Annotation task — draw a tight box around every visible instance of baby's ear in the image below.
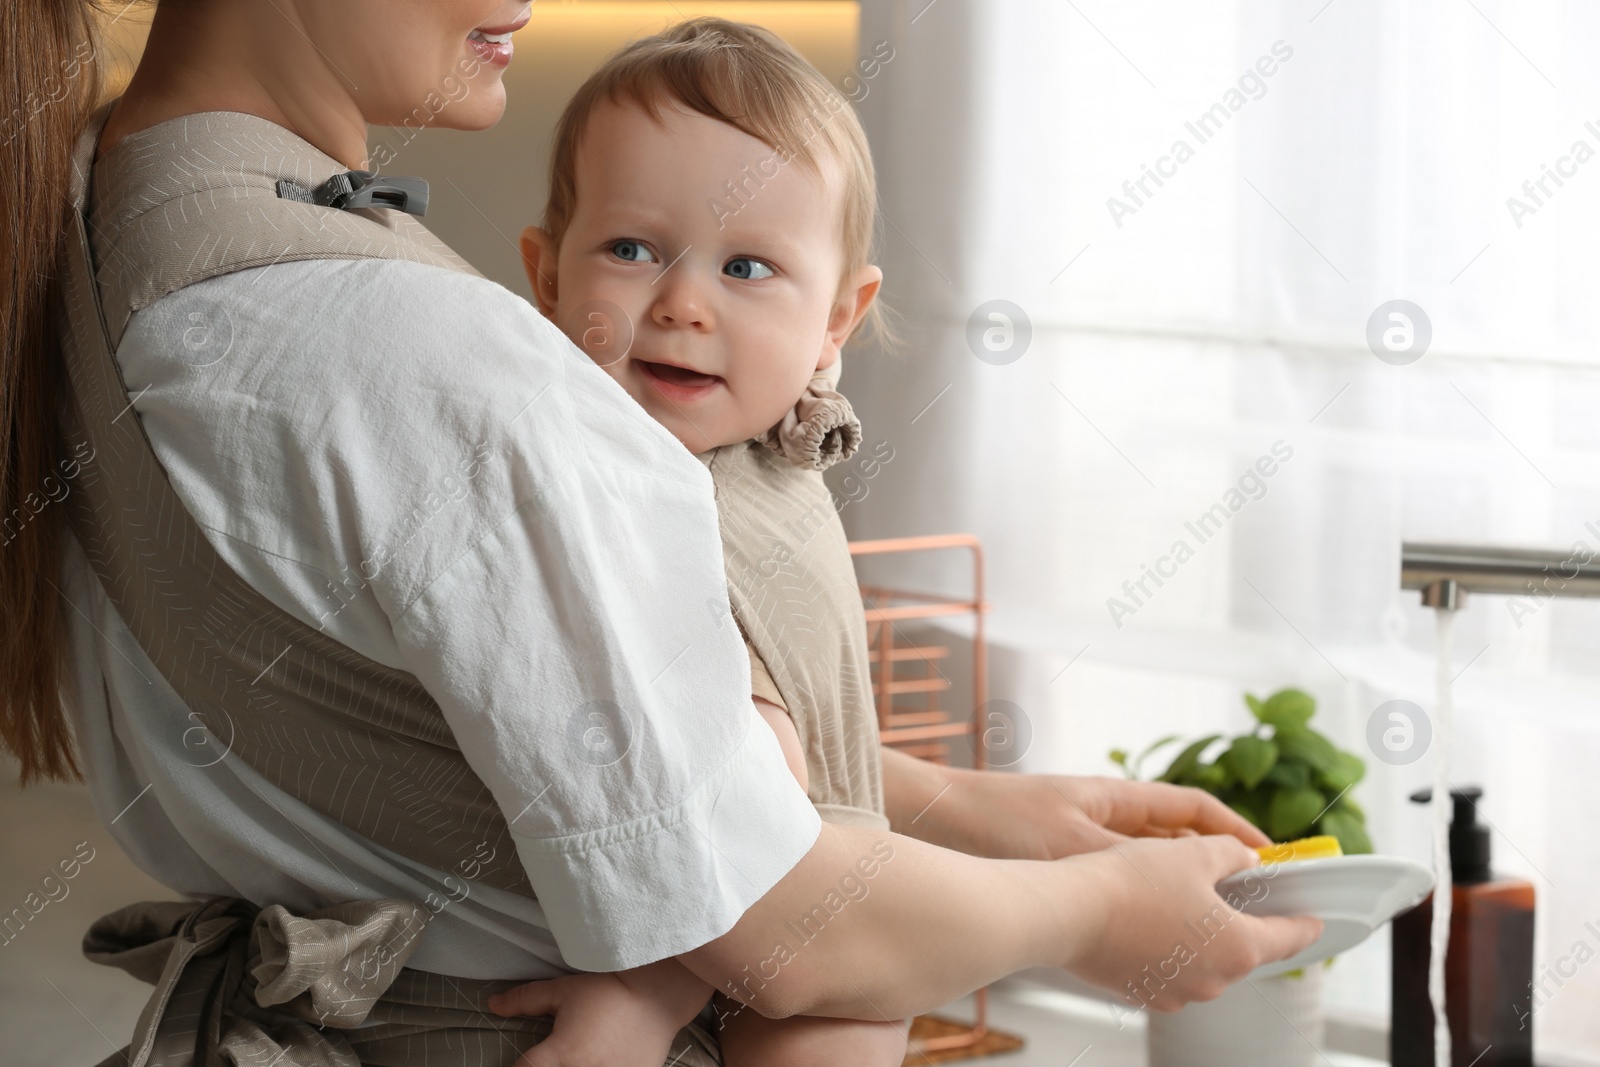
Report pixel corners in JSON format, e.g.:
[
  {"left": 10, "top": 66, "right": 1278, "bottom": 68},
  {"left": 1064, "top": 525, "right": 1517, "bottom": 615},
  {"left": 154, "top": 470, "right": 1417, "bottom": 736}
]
[
  {"left": 519, "top": 225, "right": 560, "bottom": 316},
  {"left": 821, "top": 264, "right": 884, "bottom": 367}
]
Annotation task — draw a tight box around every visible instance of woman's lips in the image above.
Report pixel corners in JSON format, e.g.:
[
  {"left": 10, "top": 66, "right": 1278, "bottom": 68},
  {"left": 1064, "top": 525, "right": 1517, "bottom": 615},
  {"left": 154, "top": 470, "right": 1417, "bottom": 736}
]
[
  {"left": 639, "top": 360, "right": 723, "bottom": 402},
  {"left": 467, "top": 9, "right": 530, "bottom": 68},
  {"left": 467, "top": 27, "right": 519, "bottom": 68}
]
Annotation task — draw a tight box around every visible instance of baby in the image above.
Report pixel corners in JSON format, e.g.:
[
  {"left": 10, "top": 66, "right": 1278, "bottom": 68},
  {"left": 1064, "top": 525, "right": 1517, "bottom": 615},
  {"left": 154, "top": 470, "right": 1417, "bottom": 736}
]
[{"left": 495, "top": 16, "right": 911, "bottom": 1067}]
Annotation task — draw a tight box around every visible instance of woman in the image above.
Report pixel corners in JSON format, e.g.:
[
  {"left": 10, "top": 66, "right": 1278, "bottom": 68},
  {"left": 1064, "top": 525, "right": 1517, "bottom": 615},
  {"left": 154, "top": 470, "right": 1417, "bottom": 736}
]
[{"left": 0, "top": 2, "right": 1322, "bottom": 1064}]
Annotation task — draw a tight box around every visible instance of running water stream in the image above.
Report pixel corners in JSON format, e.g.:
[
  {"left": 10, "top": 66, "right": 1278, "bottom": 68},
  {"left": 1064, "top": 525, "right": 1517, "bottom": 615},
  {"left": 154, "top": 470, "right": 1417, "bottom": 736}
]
[{"left": 1430, "top": 608, "right": 1455, "bottom": 1067}]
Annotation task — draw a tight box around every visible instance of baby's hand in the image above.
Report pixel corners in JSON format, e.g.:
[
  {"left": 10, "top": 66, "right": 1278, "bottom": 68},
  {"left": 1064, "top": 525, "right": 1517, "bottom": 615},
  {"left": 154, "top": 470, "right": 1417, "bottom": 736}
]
[{"left": 488, "top": 960, "right": 714, "bottom": 1067}]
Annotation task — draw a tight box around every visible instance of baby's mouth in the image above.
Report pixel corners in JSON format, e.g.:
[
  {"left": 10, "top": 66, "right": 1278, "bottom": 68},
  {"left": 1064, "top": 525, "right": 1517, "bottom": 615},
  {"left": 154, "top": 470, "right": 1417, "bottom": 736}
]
[{"left": 640, "top": 361, "right": 722, "bottom": 389}]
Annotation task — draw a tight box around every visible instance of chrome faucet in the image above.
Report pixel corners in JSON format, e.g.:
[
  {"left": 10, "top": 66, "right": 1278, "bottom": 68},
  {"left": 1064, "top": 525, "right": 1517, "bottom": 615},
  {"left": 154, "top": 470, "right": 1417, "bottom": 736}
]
[{"left": 1401, "top": 541, "right": 1600, "bottom": 611}]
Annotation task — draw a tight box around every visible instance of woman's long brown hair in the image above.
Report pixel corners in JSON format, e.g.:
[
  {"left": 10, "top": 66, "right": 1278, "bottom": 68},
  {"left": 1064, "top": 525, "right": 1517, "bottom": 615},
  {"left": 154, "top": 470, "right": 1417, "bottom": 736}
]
[{"left": 2, "top": 1, "right": 112, "bottom": 783}]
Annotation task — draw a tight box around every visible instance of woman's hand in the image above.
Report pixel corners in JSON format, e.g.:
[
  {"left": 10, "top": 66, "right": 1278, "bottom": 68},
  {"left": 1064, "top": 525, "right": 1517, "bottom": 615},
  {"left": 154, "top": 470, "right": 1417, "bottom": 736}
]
[
  {"left": 881, "top": 747, "right": 1269, "bottom": 860},
  {"left": 1063, "top": 834, "right": 1323, "bottom": 1011},
  {"left": 487, "top": 960, "right": 714, "bottom": 1067}
]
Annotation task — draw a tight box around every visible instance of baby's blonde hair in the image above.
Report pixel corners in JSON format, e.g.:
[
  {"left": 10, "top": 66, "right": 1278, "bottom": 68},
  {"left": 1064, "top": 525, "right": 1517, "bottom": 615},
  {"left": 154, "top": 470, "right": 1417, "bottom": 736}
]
[{"left": 542, "top": 17, "right": 893, "bottom": 348}]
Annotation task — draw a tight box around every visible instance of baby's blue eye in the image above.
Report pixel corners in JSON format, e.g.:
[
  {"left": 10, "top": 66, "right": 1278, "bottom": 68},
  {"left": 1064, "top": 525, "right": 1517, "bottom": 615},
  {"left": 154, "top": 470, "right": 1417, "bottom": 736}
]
[
  {"left": 724, "top": 257, "right": 775, "bottom": 280},
  {"left": 611, "top": 240, "right": 657, "bottom": 263}
]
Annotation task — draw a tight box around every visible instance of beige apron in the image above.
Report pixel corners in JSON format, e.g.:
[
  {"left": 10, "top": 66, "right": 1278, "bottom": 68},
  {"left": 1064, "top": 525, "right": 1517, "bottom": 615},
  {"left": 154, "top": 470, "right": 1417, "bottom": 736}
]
[{"left": 56, "top": 98, "right": 721, "bottom": 1067}]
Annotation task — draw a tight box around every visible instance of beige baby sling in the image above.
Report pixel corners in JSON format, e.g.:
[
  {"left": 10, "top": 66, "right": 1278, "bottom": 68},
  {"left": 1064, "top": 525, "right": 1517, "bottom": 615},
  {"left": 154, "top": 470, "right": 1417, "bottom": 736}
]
[
  {"left": 55, "top": 99, "right": 729, "bottom": 1067},
  {"left": 700, "top": 441, "right": 888, "bottom": 830}
]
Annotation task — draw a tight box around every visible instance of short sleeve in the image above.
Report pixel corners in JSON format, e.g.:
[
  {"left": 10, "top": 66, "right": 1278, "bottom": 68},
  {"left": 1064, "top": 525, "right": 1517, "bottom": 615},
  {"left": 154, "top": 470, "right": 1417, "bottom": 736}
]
[{"left": 391, "top": 470, "right": 823, "bottom": 971}]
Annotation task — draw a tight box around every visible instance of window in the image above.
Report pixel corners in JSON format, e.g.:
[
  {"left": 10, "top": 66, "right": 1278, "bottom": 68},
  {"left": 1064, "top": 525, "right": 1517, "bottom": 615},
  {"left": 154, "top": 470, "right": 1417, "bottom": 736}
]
[{"left": 845, "top": 2, "right": 1600, "bottom": 1056}]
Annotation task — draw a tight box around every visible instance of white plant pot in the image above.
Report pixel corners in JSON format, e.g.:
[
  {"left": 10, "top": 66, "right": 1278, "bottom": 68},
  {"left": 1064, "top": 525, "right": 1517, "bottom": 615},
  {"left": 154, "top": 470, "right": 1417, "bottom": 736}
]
[{"left": 1146, "top": 965, "right": 1326, "bottom": 1067}]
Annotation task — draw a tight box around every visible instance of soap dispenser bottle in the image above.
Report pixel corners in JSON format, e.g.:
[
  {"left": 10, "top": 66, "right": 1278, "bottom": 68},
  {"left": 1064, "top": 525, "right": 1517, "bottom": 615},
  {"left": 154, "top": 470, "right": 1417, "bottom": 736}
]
[{"left": 1390, "top": 785, "right": 1535, "bottom": 1067}]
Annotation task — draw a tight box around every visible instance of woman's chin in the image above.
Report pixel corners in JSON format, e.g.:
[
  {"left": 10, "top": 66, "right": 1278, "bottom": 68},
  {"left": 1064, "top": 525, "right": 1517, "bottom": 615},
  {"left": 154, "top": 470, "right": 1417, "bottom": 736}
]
[
  {"left": 435, "top": 92, "right": 508, "bottom": 132},
  {"left": 368, "top": 91, "right": 506, "bottom": 137}
]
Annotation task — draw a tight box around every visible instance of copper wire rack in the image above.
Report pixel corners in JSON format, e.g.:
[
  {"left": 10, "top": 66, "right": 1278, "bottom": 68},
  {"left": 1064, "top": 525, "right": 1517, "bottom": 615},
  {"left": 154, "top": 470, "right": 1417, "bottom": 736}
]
[{"left": 848, "top": 533, "right": 993, "bottom": 1057}]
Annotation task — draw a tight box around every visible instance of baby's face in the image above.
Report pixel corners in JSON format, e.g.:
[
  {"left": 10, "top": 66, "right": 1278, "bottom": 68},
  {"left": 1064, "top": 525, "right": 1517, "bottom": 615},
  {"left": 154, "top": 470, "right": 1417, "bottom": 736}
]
[{"left": 522, "top": 98, "right": 875, "bottom": 454}]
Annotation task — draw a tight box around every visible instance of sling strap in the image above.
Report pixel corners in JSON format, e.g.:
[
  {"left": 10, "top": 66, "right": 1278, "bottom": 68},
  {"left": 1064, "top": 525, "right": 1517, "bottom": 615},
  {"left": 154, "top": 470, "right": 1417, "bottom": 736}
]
[
  {"left": 86, "top": 105, "right": 479, "bottom": 352},
  {"left": 57, "top": 100, "right": 534, "bottom": 896},
  {"left": 703, "top": 440, "right": 889, "bottom": 831}
]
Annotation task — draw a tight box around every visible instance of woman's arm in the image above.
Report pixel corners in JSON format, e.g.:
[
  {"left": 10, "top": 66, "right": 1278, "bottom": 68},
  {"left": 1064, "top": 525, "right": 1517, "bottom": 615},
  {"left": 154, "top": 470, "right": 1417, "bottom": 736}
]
[
  {"left": 484, "top": 723, "right": 1318, "bottom": 1026},
  {"left": 879, "top": 744, "right": 1270, "bottom": 859},
  {"left": 669, "top": 819, "right": 1321, "bottom": 1022},
  {"left": 483, "top": 756, "right": 1319, "bottom": 1027},
  {"left": 488, "top": 735, "right": 1315, "bottom": 1027}
]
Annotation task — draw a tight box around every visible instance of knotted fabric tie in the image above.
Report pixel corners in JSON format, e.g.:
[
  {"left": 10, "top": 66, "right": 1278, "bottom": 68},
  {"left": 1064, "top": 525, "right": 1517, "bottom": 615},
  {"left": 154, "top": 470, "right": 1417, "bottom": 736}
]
[
  {"left": 758, "top": 371, "right": 863, "bottom": 471},
  {"left": 79, "top": 896, "right": 724, "bottom": 1067},
  {"left": 82, "top": 896, "right": 430, "bottom": 1067}
]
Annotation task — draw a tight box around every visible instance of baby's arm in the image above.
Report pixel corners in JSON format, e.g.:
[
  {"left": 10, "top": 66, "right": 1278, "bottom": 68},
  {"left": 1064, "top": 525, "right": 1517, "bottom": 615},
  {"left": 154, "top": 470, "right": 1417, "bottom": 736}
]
[
  {"left": 754, "top": 694, "right": 808, "bottom": 792},
  {"left": 719, "top": 697, "right": 911, "bottom": 1067}
]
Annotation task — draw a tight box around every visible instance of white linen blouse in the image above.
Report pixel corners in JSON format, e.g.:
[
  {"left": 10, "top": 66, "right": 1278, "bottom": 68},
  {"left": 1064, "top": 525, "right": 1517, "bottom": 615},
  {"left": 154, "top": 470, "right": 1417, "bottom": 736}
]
[{"left": 56, "top": 254, "right": 822, "bottom": 979}]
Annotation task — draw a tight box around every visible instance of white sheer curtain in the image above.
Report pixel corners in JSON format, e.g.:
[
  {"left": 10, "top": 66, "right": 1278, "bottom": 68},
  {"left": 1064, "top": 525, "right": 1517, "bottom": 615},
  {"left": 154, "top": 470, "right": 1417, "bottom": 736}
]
[{"left": 844, "top": 0, "right": 1600, "bottom": 1057}]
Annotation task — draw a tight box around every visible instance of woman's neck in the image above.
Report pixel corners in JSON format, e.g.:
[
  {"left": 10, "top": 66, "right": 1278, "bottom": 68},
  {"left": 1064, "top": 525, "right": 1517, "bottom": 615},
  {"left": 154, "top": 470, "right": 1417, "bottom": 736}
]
[{"left": 96, "top": 1, "right": 369, "bottom": 169}]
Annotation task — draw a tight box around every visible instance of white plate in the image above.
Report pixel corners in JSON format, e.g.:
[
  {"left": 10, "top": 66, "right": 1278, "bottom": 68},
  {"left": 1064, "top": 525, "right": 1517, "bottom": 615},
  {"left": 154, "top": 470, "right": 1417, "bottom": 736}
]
[{"left": 1215, "top": 855, "right": 1434, "bottom": 979}]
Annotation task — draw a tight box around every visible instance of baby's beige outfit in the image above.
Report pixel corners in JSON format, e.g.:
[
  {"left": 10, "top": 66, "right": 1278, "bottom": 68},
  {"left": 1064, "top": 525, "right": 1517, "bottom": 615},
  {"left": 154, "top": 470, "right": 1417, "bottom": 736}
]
[{"left": 698, "top": 373, "right": 887, "bottom": 830}]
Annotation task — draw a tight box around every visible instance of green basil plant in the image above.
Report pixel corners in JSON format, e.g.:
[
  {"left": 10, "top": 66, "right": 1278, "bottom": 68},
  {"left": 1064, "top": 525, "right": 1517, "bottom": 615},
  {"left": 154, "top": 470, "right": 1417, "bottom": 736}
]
[{"left": 1109, "top": 687, "right": 1372, "bottom": 855}]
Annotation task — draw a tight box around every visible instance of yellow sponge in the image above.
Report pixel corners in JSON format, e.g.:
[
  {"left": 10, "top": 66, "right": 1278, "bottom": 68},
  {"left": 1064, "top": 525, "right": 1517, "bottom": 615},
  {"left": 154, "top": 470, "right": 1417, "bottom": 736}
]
[{"left": 1257, "top": 835, "right": 1344, "bottom": 864}]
